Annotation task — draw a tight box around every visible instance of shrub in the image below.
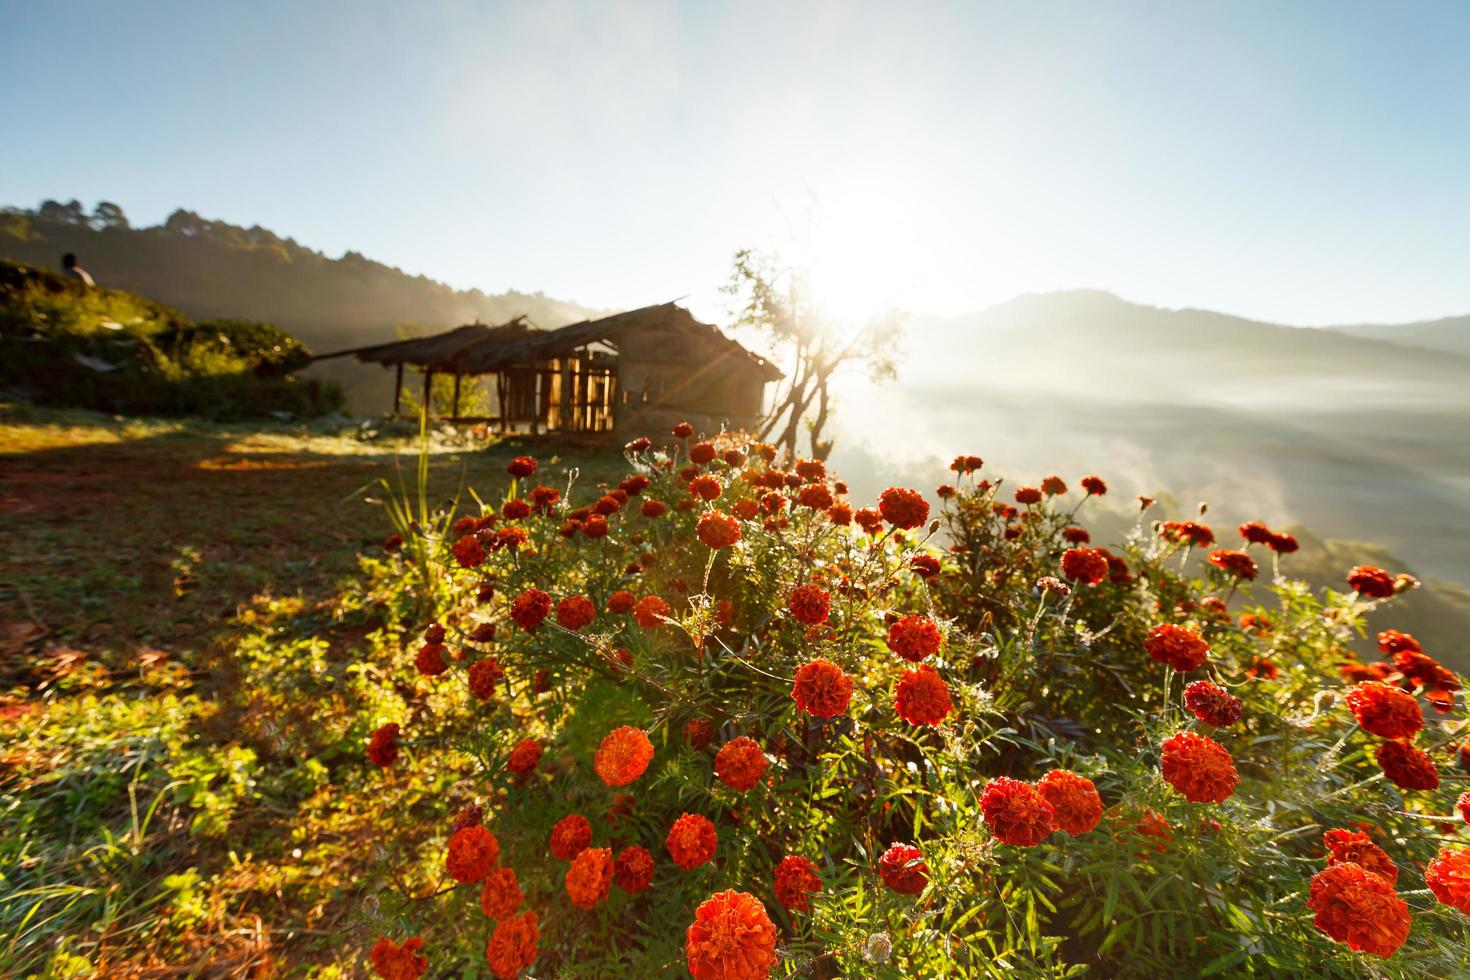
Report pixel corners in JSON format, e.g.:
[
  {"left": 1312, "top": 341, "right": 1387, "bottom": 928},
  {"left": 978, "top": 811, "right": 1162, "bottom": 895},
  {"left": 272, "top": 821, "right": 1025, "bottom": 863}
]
[{"left": 353, "top": 427, "right": 1470, "bottom": 977}]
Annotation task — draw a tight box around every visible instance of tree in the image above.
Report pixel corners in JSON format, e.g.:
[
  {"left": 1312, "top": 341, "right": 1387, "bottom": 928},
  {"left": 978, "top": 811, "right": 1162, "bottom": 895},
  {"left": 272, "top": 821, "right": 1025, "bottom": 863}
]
[
  {"left": 91, "top": 202, "right": 129, "bottom": 230},
  {"left": 723, "top": 248, "right": 902, "bottom": 460}
]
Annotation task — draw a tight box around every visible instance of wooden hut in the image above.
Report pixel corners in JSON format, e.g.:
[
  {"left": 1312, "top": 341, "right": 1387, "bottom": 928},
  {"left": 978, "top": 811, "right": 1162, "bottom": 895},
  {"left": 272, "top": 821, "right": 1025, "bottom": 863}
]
[{"left": 315, "top": 304, "right": 781, "bottom": 437}]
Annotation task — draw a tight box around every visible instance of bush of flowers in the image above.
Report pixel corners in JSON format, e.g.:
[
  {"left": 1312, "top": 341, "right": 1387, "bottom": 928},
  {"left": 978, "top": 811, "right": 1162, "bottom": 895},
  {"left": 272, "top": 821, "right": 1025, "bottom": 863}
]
[{"left": 356, "top": 429, "right": 1470, "bottom": 978}]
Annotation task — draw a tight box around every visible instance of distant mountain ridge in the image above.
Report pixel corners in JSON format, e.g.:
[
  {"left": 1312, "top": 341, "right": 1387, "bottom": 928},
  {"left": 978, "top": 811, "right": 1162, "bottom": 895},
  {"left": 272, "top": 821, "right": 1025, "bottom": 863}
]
[
  {"left": 0, "top": 200, "right": 600, "bottom": 410},
  {"left": 1328, "top": 313, "right": 1470, "bottom": 357}
]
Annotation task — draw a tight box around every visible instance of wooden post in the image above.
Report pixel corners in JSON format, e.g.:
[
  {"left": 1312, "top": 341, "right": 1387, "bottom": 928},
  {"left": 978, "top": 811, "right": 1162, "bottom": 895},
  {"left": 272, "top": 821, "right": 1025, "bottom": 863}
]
[
  {"left": 393, "top": 363, "right": 403, "bottom": 417},
  {"left": 423, "top": 368, "right": 433, "bottom": 419},
  {"left": 451, "top": 372, "right": 462, "bottom": 420}
]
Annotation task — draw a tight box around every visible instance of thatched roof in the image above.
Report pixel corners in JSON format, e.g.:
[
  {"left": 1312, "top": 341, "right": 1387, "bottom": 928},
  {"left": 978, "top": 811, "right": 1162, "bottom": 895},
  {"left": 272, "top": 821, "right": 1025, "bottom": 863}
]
[{"left": 312, "top": 317, "right": 538, "bottom": 369}]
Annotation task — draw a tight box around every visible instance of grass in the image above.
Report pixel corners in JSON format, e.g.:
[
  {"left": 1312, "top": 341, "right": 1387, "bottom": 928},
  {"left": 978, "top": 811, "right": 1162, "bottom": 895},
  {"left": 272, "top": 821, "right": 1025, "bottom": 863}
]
[{"left": 0, "top": 403, "right": 628, "bottom": 976}]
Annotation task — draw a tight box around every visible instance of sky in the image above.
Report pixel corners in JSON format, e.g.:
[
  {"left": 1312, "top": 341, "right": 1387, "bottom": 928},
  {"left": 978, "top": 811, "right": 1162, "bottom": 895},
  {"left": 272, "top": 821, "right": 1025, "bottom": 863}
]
[{"left": 4, "top": 0, "right": 1469, "bottom": 326}]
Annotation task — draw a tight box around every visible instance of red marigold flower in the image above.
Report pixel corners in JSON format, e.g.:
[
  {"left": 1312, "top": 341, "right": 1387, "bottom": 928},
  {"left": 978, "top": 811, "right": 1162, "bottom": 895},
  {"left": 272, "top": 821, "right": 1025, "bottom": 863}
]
[
  {"left": 605, "top": 590, "right": 635, "bottom": 614},
  {"left": 626, "top": 436, "right": 652, "bottom": 453},
  {"left": 565, "top": 846, "right": 613, "bottom": 909},
  {"left": 452, "top": 534, "right": 486, "bottom": 569},
  {"left": 1037, "top": 769, "right": 1103, "bottom": 836},
  {"left": 981, "top": 776, "right": 1059, "bottom": 846},
  {"left": 894, "top": 664, "right": 952, "bottom": 726},
  {"left": 1426, "top": 846, "right": 1470, "bottom": 914},
  {"left": 529, "top": 484, "right": 561, "bottom": 510},
  {"left": 1375, "top": 740, "right": 1439, "bottom": 790},
  {"left": 1458, "top": 791, "right": 1470, "bottom": 826},
  {"left": 640, "top": 498, "right": 667, "bottom": 518},
  {"left": 1041, "top": 475, "right": 1067, "bottom": 496},
  {"left": 879, "top": 487, "right": 930, "bottom": 529},
  {"left": 697, "top": 510, "right": 742, "bottom": 549},
  {"left": 1346, "top": 681, "right": 1423, "bottom": 739},
  {"left": 1145, "top": 623, "right": 1210, "bottom": 672},
  {"left": 549, "top": 813, "right": 592, "bottom": 861},
  {"left": 673, "top": 421, "right": 694, "bottom": 439},
  {"left": 685, "top": 889, "right": 778, "bottom": 980},
  {"left": 1246, "top": 656, "right": 1279, "bottom": 680},
  {"left": 887, "top": 615, "right": 942, "bottom": 662},
  {"left": 370, "top": 936, "right": 427, "bottom": 980},
  {"left": 1081, "top": 475, "right": 1107, "bottom": 495},
  {"left": 446, "top": 825, "right": 500, "bottom": 884},
  {"left": 773, "top": 855, "right": 822, "bottom": 912},
  {"left": 507, "top": 455, "right": 537, "bottom": 478},
  {"left": 731, "top": 498, "right": 757, "bottom": 520},
  {"left": 667, "top": 812, "right": 718, "bottom": 870},
  {"left": 414, "top": 640, "right": 448, "bottom": 676},
  {"left": 854, "top": 507, "right": 884, "bottom": 534},
  {"left": 1160, "top": 520, "right": 1215, "bottom": 547},
  {"left": 689, "top": 441, "right": 717, "bottom": 465},
  {"left": 787, "top": 583, "right": 831, "bottom": 625},
  {"left": 468, "top": 658, "right": 504, "bottom": 700},
  {"left": 689, "top": 474, "right": 722, "bottom": 501},
  {"left": 1267, "top": 532, "right": 1298, "bottom": 553},
  {"left": 1061, "top": 547, "right": 1109, "bottom": 584},
  {"left": 595, "top": 726, "right": 654, "bottom": 787},
  {"left": 480, "top": 866, "right": 523, "bottom": 920},
  {"left": 1324, "top": 828, "right": 1398, "bottom": 884},
  {"left": 383, "top": 533, "right": 404, "bottom": 553},
  {"left": 909, "top": 553, "right": 942, "bottom": 578},
  {"left": 501, "top": 498, "right": 531, "bottom": 521},
  {"left": 1208, "top": 548, "right": 1258, "bottom": 580},
  {"left": 1183, "top": 680, "right": 1243, "bottom": 727},
  {"left": 613, "top": 845, "right": 654, "bottom": 894},
  {"left": 684, "top": 717, "right": 715, "bottom": 750},
  {"left": 1391, "top": 650, "right": 1460, "bottom": 709},
  {"left": 878, "top": 843, "right": 929, "bottom": 894},
  {"left": 791, "top": 659, "right": 853, "bottom": 719},
  {"left": 1348, "top": 565, "right": 1396, "bottom": 599},
  {"left": 1014, "top": 486, "right": 1042, "bottom": 505},
  {"left": 581, "top": 514, "right": 610, "bottom": 539},
  {"left": 633, "top": 594, "right": 671, "bottom": 628},
  {"left": 1308, "top": 862, "right": 1412, "bottom": 958},
  {"left": 1159, "top": 731, "right": 1239, "bottom": 803},
  {"left": 795, "top": 483, "right": 834, "bottom": 510},
  {"left": 367, "top": 723, "right": 400, "bottom": 767},
  {"left": 484, "top": 910, "right": 538, "bottom": 980},
  {"left": 828, "top": 502, "right": 853, "bottom": 526},
  {"left": 554, "top": 595, "right": 596, "bottom": 631},
  {"left": 714, "top": 736, "right": 767, "bottom": 792},
  {"left": 1238, "top": 521, "right": 1274, "bottom": 545},
  {"left": 506, "top": 738, "right": 542, "bottom": 776},
  {"left": 510, "top": 588, "right": 552, "bottom": 630},
  {"left": 1062, "top": 526, "right": 1091, "bottom": 544},
  {"left": 1377, "top": 629, "right": 1422, "bottom": 655},
  {"left": 794, "top": 458, "right": 826, "bottom": 481}
]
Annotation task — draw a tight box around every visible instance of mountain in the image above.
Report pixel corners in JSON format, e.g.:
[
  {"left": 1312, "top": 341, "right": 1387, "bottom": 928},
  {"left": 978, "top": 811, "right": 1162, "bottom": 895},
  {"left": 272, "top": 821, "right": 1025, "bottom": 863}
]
[
  {"left": 1328, "top": 314, "right": 1470, "bottom": 357},
  {"left": 0, "top": 201, "right": 599, "bottom": 410}
]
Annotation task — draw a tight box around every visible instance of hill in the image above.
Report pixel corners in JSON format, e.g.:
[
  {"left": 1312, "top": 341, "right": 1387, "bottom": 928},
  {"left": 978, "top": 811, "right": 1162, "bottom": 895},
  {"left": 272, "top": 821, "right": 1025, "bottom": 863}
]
[
  {"left": 0, "top": 201, "right": 599, "bottom": 411},
  {"left": 1328, "top": 313, "right": 1470, "bottom": 357}
]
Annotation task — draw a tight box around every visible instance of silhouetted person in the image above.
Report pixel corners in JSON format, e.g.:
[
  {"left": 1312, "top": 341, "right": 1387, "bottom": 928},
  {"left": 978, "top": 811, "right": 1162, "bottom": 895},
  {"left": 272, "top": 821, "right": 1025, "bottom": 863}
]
[{"left": 62, "top": 253, "right": 95, "bottom": 287}]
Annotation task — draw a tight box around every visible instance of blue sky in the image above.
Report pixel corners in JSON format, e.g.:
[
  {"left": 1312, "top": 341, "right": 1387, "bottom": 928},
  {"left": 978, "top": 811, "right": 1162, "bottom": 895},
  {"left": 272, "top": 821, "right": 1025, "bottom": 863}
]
[{"left": 4, "top": 0, "right": 1468, "bottom": 325}]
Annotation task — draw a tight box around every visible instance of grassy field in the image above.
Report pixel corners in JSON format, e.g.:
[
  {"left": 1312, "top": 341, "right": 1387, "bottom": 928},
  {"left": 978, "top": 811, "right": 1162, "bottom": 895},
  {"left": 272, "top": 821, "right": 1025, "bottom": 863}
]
[{"left": 0, "top": 404, "right": 627, "bottom": 976}]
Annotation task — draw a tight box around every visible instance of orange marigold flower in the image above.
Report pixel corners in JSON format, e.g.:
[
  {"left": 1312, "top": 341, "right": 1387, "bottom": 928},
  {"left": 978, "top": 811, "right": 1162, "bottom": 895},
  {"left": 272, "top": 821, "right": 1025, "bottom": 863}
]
[
  {"left": 733, "top": 498, "right": 759, "bottom": 520},
  {"left": 714, "top": 736, "right": 767, "bottom": 792},
  {"left": 684, "top": 717, "right": 715, "bottom": 750},
  {"left": 1159, "top": 731, "right": 1239, "bottom": 803},
  {"left": 1348, "top": 565, "right": 1396, "bottom": 599},
  {"left": 787, "top": 583, "right": 830, "bottom": 625},
  {"left": 506, "top": 738, "right": 542, "bottom": 776},
  {"left": 1345, "top": 681, "right": 1423, "bottom": 739},
  {"left": 697, "top": 510, "right": 742, "bottom": 549},
  {"left": 667, "top": 812, "right": 718, "bottom": 870},
  {"left": 1324, "top": 828, "right": 1398, "bottom": 884},
  {"left": 796, "top": 483, "right": 834, "bottom": 510},
  {"left": 468, "top": 658, "right": 504, "bottom": 700},
  {"left": 795, "top": 458, "right": 826, "bottom": 481},
  {"left": 828, "top": 502, "right": 853, "bottom": 526},
  {"left": 1145, "top": 623, "right": 1210, "bottom": 672},
  {"left": 1183, "top": 680, "right": 1242, "bottom": 727},
  {"left": 895, "top": 664, "right": 952, "bottom": 726},
  {"left": 480, "top": 866, "right": 523, "bottom": 920},
  {"left": 1426, "top": 846, "right": 1470, "bottom": 914},
  {"left": 633, "top": 594, "right": 671, "bottom": 628},
  {"left": 854, "top": 507, "right": 884, "bottom": 534},
  {"left": 510, "top": 588, "right": 552, "bottom": 631},
  {"left": 607, "top": 590, "right": 637, "bottom": 614},
  {"left": 555, "top": 595, "right": 596, "bottom": 630},
  {"left": 565, "top": 846, "right": 613, "bottom": 909},
  {"left": 446, "top": 825, "right": 500, "bottom": 884},
  {"left": 484, "top": 910, "right": 539, "bottom": 980},
  {"left": 981, "top": 776, "right": 1058, "bottom": 846},
  {"left": 367, "top": 723, "right": 400, "bottom": 767},
  {"left": 773, "top": 855, "right": 822, "bottom": 912},
  {"left": 1061, "top": 547, "right": 1109, "bottom": 584},
  {"left": 1081, "top": 475, "right": 1107, "bottom": 495},
  {"left": 614, "top": 845, "right": 654, "bottom": 894},
  {"left": 685, "top": 890, "right": 778, "bottom": 980},
  {"left": 887, "top": 615, "right": 942, "bottom": 662},
  {"left": 370, "top": 936, "right": 427, "bottom": 980},
  {"left": 1014, "top": 486, "right": 1042, "bottom": 505},
  {"left": 1308, "top": 862, "right": 1411, "bottom": 958},
  {"left": 878, "top": 843, "right": 928, "bottom": 894},
  {"left": 689, "top": 474, "right": 723, "bottom": 501},
  {"left": 689, "top": 441, "right": 717, "bottom": 465},
  {"left": 549, "top": 813, "right": 592, "bottom": 861},
  {"left": 791, "top": 659, "right": 853, "bottom": 719},
  {"left": 594, "top": 726, "right": 655, "bottom": 787},
  {"left": 1375, "top": 740, "right": 1439, "bottom": 790},
  {"left": 1208, "top": 548, "right": 1258, "bottom": 580},
  {"left": 878, "top": 487, "right": 930, "bottom": 529},
  {"left": 1037, "top": 769, "right": 1103, "bottom": 836},
  {"left": 1041, "top": 475, "right": 1067, "bottom": 496}
]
